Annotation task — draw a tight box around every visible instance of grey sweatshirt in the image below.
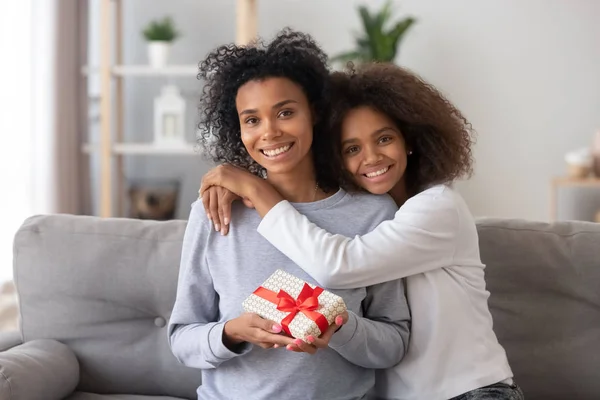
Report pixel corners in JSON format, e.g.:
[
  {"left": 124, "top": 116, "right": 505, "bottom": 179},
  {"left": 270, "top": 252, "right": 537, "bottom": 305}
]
[{"left": 168, "top": 189, "right": 410, "bottom": 400}]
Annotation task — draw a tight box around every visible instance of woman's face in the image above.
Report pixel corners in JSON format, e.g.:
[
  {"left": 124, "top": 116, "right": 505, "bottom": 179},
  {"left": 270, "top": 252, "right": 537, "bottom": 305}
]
[
  {"left": 236, "top": 77, "right": 314, "bottom": 175},
  {"left": 340, "top": 106, "right": 408, "bottom": 195}
]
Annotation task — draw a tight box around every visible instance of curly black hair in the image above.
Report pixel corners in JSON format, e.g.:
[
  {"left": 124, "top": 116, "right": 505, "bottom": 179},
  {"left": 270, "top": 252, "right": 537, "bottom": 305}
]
[
  {"left": 328, "top": 63, "right": 475, "bottom": 196},
  {"left": 197, "top": 29, "right": 339, "bottom": 192}
]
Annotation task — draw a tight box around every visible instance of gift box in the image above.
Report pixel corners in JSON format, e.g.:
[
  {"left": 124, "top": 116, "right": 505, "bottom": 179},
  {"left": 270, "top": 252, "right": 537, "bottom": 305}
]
[{"left": 243, "top": 269, "right": 347, "bottom": 341}]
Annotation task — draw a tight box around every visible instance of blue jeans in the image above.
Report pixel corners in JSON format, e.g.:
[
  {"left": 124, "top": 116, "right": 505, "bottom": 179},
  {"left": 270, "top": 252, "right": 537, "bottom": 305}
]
[{"left": 449, "top": 381, "right": 525, "bottom": 400}]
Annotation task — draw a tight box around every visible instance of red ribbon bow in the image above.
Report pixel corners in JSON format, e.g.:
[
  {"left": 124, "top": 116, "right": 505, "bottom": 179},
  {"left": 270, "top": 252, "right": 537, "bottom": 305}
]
[{"left": 253, "top": 283, "right": 329, "bottom": 337}]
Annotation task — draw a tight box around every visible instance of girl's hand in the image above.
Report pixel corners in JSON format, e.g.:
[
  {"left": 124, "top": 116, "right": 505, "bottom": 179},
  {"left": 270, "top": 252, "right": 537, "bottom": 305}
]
[
  {"left": 223, "top": 313, "right": 295, "bottom": 350},
  {"left": 200, "top": 164, "right": 262, "bottom": 199},
  {"left": 200, "top": 186, "right": 253, "bottom": 236},
  {"left": 200, "top": 164, "right": 285, "bottom": 219},
  {"left": 283, "top": 312, "right": 349, "bottom": 355}
]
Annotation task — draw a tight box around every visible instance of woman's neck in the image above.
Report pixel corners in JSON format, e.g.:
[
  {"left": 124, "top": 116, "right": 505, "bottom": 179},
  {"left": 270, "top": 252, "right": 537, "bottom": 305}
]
[{"left": 265, "top": 155, "right": 322, "bottom": 203}]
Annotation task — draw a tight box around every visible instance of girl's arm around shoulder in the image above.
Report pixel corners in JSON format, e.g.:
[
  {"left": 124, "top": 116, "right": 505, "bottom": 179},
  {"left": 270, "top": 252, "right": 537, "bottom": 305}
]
[{"left": 258, "top": 185, "right": 467, "bottom": 288}]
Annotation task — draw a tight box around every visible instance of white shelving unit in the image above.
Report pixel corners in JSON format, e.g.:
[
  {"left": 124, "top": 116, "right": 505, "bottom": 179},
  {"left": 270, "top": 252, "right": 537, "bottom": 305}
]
[{"left": 90, "top": 0, "right": 257, "bottom": 217}]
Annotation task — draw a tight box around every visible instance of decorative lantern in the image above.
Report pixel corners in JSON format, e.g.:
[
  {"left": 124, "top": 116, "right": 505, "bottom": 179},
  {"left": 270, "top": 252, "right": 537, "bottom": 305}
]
[{"left": 154, "top": 85, "right": 185, "bottom": 146}]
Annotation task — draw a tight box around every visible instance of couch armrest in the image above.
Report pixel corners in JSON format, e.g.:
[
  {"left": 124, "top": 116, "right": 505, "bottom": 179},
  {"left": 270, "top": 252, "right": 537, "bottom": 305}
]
[
  {"left": 0, "top": 339, "right": 79, "bottom": 400},
  {"left": 0, "top": 331, "right": 22, "bottom": 352}
]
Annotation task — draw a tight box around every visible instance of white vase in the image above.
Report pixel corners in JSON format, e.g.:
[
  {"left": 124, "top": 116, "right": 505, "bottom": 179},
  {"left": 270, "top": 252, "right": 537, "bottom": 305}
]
[
  {"left": 565, "top": 148, "right": 592, "bottom": 178},
  {"left": 147, "top": 41, "right": 171, "bottom": 68}
]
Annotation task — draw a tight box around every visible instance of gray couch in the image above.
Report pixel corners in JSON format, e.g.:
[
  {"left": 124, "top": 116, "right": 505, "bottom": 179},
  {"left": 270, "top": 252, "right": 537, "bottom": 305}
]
[{"left": 0, "top": 215, "right": 598, "bottom": 400}]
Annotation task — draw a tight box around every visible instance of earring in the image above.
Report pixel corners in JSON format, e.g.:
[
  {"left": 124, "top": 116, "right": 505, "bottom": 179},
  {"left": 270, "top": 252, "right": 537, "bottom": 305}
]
[{"left": 407, "top": 150, "right": 413, "bottom": 155}]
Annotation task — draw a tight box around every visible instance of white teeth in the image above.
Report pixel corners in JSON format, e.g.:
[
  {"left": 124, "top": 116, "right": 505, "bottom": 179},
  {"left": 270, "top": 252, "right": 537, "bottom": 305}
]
[
  {"left": 262, "top": 145, "right": 291, "bottom": 157},
  {"left": 365, "top": 167, "right": 389, "bottom": 178}
]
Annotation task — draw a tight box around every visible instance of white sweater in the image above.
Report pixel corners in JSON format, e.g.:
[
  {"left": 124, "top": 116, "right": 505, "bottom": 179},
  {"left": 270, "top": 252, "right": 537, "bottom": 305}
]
[{"left": 257, "top": 185, "right": 513, "bottom": 400}]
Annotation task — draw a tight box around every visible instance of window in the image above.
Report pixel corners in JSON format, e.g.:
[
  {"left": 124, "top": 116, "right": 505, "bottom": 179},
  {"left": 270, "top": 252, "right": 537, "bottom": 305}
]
[{"left": 0, "top": 2, "right": 33, "bottom": 283}]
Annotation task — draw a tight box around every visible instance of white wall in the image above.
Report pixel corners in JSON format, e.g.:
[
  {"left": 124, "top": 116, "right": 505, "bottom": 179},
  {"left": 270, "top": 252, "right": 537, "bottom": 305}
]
[
  {"left": 389, "top": 0, "right": 600, "bottom": 221},
  {"left": 110, "top": 0, "right": 600, "bottom": 221}
]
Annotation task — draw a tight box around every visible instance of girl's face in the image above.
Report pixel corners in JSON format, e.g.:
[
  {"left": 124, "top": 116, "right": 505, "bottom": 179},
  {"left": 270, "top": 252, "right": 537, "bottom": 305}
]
[
  {"left": 340, "top": 106, "right": 408, "bottom": 195},
  {"left": 236, "top": 77, "right": 314, "bottom": 176}
]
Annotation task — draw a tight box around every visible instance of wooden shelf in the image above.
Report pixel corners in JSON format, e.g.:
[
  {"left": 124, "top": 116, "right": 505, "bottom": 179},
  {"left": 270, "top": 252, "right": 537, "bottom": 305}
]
[
  {"left": 92, "top": 0, "right": 257, "bottom": 217},
  {"left": 82, "top": 65, "right": 199, "bottom": 77},
  {"left": 83, "top": 142, "right": 197, "bottom": 155},
  {"left": 552, "top": 176, "right": 600, "bottom": 187}
]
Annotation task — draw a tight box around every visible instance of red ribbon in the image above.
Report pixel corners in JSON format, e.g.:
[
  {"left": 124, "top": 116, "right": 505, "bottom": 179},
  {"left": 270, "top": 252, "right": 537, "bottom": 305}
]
[{"left": 253, "top": 283, "right": 329, "bottom": 337}]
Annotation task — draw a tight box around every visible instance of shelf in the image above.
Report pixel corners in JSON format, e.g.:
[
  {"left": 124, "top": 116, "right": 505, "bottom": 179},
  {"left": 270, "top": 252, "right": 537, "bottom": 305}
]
[
  {"left": 82, "top": 65, "right": 199, "bottom": 77},
  {"left": 83, "top": 142, "right": 197, "bottom": 155},
  {"left": 552, "top": 176, "right": 600, "bottom": 188},
  {"left": 91, "top": 0, "right": 256, "bottom": 217}
]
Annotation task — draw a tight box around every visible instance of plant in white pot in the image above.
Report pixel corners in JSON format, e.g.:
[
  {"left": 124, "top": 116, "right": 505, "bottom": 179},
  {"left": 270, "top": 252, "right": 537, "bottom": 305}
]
[
  {"left": 332, "top": 0, "right": 416, "bottom": 65},
  {"left": 142, "top": 17, "right": 180, "bottom": 68}
]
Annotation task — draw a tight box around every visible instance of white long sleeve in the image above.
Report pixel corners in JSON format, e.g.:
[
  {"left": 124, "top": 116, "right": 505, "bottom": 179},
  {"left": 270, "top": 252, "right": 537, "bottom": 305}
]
[
  {"left": 258, "top": 185, "right": 460, "bottom": 289},
  {"left": 257, "top": 185, "right": 514, "bottom": 400}
]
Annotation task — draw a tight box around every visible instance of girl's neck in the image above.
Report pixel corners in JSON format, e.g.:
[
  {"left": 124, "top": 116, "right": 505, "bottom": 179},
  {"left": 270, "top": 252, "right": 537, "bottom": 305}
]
[
  {"left": 388, "top": 178, "right": 410, "bottom": 207},
  {"left": 265, "top": 154, "right": 323, "bottom": 203}
]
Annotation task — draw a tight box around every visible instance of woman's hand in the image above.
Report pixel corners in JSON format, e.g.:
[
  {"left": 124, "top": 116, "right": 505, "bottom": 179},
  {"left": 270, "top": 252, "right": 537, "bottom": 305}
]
[
  {"left": 200, "top": 186, "right": 253, "bottom": 235},
  {"left": 282, "top": 312, "right": 349, "bottom": 355},
  {"left": 223, "top": 313, "right": 295, "bottom": 350}
]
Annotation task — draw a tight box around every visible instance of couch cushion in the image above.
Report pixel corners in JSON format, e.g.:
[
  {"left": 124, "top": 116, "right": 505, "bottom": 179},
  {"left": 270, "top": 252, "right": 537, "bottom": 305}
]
[
  {"left": 0, "top": 339, "right": 79, "bottom": 400},
  {"left": 66, "top": 394, "right": 186, "bottom": 400},
  {"left": 13, "top": 215, "right": 199, "bottom": 399},
  {"left": 477, "top": 218, "right": 600, "bottom": 400}
]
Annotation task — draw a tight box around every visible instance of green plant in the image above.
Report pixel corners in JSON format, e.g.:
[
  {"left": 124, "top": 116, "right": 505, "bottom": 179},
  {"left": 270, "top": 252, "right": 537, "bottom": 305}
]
[
  {"left": 332, "top": 1, "right": 416, "bottom": 64},
  {"left": 142, "top": 17, "right": 180, "bottom": 42}
]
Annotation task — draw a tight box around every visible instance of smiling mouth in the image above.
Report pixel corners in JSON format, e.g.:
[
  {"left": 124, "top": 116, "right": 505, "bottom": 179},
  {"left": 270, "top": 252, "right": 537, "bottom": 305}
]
[
  {"left": 260, "top": 143, "right": 294, "bottom": 158},
  {"left": 363, "top": 165, "right": 392, "bottom": 178}
]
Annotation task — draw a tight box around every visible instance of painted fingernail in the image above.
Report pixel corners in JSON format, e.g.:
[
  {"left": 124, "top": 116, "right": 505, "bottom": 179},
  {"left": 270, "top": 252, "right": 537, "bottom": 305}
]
[
  {"left": 293, "top": 339, "right": 303, "bottom": 346},
  {"left": 224, "top": 217, "right": 229, "bottom": 225},
  {"left": 273, "top": 344, "right": 280, "bottom": 348},
  {"left": 206, "top": 213, "right": 212, "bottom": 220},
  {"left": 335, "top": 316, "right": 344, "bottom": 325},
  {"left": 215, "top": 224, "right": 220, "bottom": 232},
  {"left": 307, "top": 335, "right": 315, "bottom": 343},
  {"left": 286, "top": 344, "right": 294, "bottom": 351},
  {"left": 272, "top": 324, "right": 282, "bottom": 333}
]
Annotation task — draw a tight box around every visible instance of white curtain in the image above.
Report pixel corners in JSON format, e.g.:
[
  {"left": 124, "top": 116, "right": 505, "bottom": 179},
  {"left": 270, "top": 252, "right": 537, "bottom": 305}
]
[
  {"left": 33, "top": 0, "right": 89, "bottom": 216},
  {"left": 0, "top": 2, "right": 33, "bottom": 284},
  {"left": 0, "top": 0, "right": 88, "bottom": 284}
]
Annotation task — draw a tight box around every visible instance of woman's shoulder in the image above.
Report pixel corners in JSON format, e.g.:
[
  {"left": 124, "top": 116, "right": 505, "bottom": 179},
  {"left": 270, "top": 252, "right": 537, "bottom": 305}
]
[
  {"left": 188, "top": 199, "right": 260, "bottom": 236},
  {"left": 342, "top": 191, "right": 398, "bottom": 215},
  {"left": 344, "top": 190, "right": 397, "bottom": 207},
  {"left": 188, "top": 200, "right": 211, "bottom": 227}
]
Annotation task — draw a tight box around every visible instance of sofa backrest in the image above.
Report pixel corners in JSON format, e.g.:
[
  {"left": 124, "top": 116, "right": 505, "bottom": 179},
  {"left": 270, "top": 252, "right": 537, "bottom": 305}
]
[
  {"left": 13, "top": 215, "right": 199, "bottom": 399},
  {"left": 478, "top": 218, "right": 600, "bottom": 400},
  {"left": 13, "top": 214, "right": 600, "bottom": 400}
]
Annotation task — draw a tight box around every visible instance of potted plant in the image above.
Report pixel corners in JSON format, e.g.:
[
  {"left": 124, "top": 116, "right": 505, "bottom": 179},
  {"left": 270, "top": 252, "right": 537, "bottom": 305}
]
[
  {"left": 332, "top": 1, "right": 416, "bottom": 65},
  {"left": 142, "top": 16, "right": 180, "bottom": 68}
]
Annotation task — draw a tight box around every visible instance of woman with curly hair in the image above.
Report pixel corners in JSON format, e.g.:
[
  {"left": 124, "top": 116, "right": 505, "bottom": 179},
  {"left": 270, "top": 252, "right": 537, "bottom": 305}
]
[
  {"left": 200, "top": 63, "right": 524, "bottom": 400},
  {"left": 168, "top": 30, "right": 411, "bottom": 400}
]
